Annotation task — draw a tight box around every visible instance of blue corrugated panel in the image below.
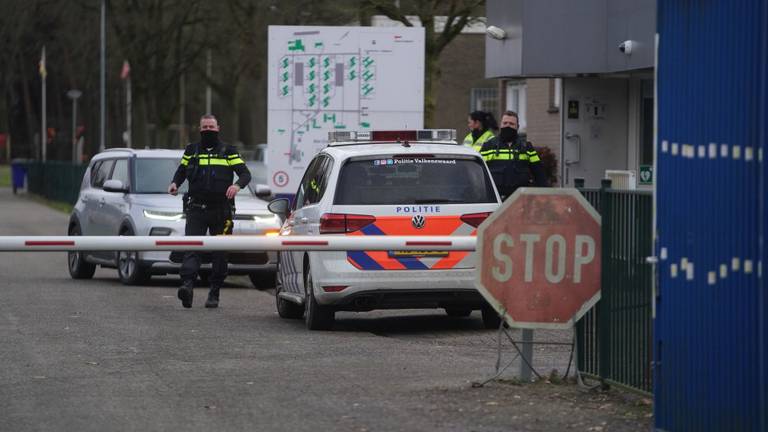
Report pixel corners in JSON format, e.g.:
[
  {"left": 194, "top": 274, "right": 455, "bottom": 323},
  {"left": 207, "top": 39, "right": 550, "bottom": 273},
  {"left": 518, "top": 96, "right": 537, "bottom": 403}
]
[{"left": 656, "top": 1, "right": 767, "bottom": 431}]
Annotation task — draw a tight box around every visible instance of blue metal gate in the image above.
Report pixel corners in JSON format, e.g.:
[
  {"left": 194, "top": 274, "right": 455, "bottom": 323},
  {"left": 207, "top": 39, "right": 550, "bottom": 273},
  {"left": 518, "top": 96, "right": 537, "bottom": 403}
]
[{"left": 656, "top": 1, "right": 767, "bottom": 430}]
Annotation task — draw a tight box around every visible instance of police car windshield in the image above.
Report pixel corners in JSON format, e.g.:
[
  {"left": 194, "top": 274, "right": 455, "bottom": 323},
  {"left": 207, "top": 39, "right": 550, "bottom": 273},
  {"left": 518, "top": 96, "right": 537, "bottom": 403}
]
[
  {"left": 134, "top": 158, "right": 188, "bottom": 194},
  {"left": 334, "top": 157, "right": 496, "bottom": 205}
]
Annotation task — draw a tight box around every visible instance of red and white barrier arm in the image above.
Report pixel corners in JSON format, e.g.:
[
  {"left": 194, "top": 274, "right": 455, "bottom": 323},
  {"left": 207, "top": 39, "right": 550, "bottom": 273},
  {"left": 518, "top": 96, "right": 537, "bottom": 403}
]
[{"left": 0, "top": 236, "right": 477, "bottom": 252}]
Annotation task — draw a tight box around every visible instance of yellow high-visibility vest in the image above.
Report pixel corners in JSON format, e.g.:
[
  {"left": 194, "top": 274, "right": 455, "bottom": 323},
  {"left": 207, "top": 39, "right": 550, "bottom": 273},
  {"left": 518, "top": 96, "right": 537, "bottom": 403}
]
[
  {"left": 480, "top": 147, "right": 541, "bottom": 163},
  {"left": 462, "top": 130, "right": 495, "bottom": 152}
]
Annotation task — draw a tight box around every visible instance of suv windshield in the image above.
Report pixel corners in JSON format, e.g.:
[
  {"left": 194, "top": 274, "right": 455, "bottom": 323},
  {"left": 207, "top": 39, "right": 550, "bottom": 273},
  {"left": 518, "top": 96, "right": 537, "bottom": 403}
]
[
  {"left": 334, "top": 156, "right": 497, "bottom": 205},
  {"left": 134, "top": 158, "right": 188, "bottom": 194}
]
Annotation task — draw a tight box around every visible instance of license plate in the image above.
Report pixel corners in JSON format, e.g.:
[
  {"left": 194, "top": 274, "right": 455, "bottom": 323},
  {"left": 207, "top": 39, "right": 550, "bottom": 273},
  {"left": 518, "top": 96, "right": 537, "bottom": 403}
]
[{"left": 388, "top": 250, "right": 449, "bottom": 258}]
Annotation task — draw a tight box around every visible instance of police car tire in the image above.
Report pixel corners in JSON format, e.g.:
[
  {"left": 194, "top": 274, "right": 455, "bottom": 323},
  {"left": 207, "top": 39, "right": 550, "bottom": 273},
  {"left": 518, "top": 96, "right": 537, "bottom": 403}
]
[
  {"left": 445, "top": 308, "right": 472, "bottom": 318},
  {"left": 68, "top": 225, "right": 96, "bottom": 279},
  {"left": 117, "top": 228, "right": 151, "bottom": 285},
  {"left": 275, "top": 270, "right": 303, "bottom": 319},
  {"left": 304, "top": 267, "right": 334, "bottom": 330},
  {"left": 481, "top": 305, "right": 503, "bottom": 329}
]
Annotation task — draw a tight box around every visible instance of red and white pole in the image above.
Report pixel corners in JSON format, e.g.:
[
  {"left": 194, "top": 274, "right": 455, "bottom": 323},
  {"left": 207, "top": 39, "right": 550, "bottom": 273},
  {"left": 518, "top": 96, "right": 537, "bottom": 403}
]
[{"left": 0, "top": 236, "right": 476, "bottom": 252}]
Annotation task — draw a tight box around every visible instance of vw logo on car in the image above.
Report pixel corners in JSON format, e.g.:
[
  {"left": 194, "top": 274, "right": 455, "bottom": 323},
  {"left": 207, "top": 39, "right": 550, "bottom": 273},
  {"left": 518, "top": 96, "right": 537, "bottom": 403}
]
[{"left": 411, "top": 214, "right": 426, "bottom": 229}]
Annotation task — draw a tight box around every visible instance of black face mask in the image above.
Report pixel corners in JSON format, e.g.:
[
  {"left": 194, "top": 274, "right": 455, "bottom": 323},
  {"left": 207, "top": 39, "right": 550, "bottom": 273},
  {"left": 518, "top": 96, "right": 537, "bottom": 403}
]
[
  {"left": 498, "top": 127, "right": 518, "bottom": 143},
  {"left": 200, "top": 131, "right": 219, "bottom": 148}
]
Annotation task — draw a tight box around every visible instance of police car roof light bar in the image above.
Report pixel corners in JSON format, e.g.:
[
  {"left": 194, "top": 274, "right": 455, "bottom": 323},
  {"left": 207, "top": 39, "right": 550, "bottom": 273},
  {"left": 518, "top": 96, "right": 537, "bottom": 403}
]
[{"left": 327, "top": 129, "right": 457, "bottom": 145}]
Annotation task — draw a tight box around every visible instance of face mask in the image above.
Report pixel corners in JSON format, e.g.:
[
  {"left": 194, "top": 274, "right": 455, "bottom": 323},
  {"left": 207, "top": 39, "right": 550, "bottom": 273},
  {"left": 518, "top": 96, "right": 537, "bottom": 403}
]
[
  {"left": 200, "top": 130, "right": 219, "bottom": 147},
  {"left": 499, "top": 127, "right": 518, "bottom": 143}
]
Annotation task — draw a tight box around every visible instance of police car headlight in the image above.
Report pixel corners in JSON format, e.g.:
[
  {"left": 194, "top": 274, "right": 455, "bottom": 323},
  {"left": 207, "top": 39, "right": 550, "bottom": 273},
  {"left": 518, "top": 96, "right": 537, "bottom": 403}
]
[{"left": 143, "top": 210, "right": 184, "bottom": 221}]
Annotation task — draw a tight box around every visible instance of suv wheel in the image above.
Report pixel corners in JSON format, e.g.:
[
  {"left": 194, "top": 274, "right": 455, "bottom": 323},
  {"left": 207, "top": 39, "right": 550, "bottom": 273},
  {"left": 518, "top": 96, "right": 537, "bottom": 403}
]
[
  {"left": 275, "top": 269, "right": 303, "bottom": 319},
  {"left": 68, "top": 225, "right": 96, "bottom": 279},
  {"left": 304, "top": 264, "right": 334, "bottom": 330},
  {"left": 117, "top": 227, "right": 151, "bottom": 285}
]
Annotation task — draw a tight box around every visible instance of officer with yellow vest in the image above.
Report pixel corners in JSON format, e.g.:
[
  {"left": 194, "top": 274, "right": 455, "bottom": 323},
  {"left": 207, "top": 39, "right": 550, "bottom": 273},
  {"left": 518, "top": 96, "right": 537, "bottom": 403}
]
[
  {"left": 168, "top": 114, "right": 251, "bottom": 309},
  {"left": 462, "top": 111, "right": 497, "bottom": 151},
  {"left": 479, "top": 111, "right": 548, "bottom": 199}
]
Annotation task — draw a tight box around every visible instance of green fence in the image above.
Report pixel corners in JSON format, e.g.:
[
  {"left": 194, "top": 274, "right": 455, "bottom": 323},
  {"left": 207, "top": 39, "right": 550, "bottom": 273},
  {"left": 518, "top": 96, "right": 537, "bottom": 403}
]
[
  {"left": 576, "top": 180, "right": 654, "bottom": 394},
  {"left": 24, "top": 161, "right": 87, "bottom": 205}
]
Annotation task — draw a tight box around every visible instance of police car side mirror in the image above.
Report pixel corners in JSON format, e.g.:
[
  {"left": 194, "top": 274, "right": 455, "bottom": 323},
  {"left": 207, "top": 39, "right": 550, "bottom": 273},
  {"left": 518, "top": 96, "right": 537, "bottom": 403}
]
[
  {"left": 268, "top": 198, "right": 291, "bottom": 222},
  {"left": 103, "top": 179, "right": 128, "bottom": 194}
]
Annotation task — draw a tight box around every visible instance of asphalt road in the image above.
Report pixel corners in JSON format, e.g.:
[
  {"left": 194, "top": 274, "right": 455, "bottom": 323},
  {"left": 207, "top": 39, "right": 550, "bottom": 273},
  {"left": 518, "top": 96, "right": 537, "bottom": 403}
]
[{"left": 0, "top": 188, "right": 635, "bottom": 432}]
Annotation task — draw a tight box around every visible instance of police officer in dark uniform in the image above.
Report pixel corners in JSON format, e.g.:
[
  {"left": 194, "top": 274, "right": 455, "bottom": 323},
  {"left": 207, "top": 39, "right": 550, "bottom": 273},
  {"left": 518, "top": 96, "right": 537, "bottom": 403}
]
[
  {"left": 479, "top": 110, "right": 549, "bottom": 199},
  {"left": 168, "top": 115, "right": 251, "bottom": 309}
]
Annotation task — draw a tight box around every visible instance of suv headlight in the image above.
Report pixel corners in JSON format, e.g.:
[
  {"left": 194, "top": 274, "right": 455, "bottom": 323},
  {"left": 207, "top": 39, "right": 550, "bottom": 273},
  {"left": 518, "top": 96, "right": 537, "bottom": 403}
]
[
  {"left": 252, "top": 213, "right": 278, "bottom": 222},
  {"left": 143, "top": 210, "right": 184, "bottom": 221}
]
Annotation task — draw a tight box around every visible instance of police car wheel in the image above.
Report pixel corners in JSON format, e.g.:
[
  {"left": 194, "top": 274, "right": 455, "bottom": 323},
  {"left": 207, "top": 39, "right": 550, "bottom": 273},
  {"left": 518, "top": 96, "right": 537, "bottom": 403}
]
[
  {"left": 445, "top": 308, "right": 472, "bottom": 318},
  {"left": 481, "top": 304, "right": 503, "bottom": 329},
  {"left": 275, "top": 272, "right": 303, "bottom": 319},
  {"left": 117, "top": 228, "right": 151, "bottom": 285},
  {"left": 68, "top": 225, "right": 96, "bottom": 279},
  {"left": 304, "top": 266, "right": 334, "bottom": 330}
]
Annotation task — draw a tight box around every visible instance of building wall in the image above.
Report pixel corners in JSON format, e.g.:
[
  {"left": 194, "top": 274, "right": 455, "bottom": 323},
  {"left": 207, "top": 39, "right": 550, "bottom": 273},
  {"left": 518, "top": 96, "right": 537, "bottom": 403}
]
[
  {"left": 525, "top": 78, "right": 561, "bottom": 167},
  {"left": 433, "top": 34, "right": 498, "bottom": 135},
  {"left": 485, "top": 0, "right": 655, "bottom": 77}
]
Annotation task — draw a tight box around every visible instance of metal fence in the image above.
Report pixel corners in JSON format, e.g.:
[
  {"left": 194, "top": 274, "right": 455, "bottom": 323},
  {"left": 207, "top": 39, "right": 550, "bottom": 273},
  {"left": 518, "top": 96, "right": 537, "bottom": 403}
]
[
  {"left": 24, "top": 161, "right": 86, "bottom": 205},
  {"left": 576, "top": 180, "right": 654, "bottom": 394}
]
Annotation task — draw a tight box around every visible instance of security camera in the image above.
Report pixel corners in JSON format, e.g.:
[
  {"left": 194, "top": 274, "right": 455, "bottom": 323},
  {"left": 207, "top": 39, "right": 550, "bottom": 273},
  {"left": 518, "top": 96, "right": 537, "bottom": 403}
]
[
  {"left": 486, "top": 25, "right": 507, "bottom": 40},
  {"left": 619, "top": 40, "right": 634, "bottom": 55}
]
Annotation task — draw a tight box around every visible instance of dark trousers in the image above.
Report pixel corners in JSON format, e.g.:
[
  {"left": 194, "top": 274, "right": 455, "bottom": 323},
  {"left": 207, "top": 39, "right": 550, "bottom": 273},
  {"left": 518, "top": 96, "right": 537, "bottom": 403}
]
[{"left": 180, "top": 204, "right": 233, "bottom": 287}]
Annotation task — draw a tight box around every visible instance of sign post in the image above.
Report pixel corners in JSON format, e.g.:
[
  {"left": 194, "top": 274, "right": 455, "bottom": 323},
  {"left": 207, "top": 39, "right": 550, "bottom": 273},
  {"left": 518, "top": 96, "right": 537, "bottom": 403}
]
[{"left": 475, "top": 188, "right": 602, "bottom": 378}]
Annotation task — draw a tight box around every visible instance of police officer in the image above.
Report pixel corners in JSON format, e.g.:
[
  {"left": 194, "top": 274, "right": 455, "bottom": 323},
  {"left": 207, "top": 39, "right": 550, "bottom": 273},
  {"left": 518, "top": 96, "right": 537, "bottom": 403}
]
[
  {"left": 462, "top": 111, "right": 497, "bottom": 152},
  {"left": 479, "top": 110, "right": 549, "bottom": 199},
  {"left": 168, "top": 115, "right": 251, "bottom": 309}
]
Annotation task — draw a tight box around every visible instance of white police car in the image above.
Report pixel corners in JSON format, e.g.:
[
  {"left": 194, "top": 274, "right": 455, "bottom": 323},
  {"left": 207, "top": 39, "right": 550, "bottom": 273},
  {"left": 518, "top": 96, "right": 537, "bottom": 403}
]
[{"left": 268, "top": 130, "right": 501, "bottom": 330}]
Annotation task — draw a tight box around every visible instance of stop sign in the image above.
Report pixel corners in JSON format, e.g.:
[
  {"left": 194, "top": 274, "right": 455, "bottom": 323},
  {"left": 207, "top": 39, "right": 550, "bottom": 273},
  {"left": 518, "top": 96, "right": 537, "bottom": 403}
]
[{"left": 475, "top": 188, "right": 601, "bottom": 329}]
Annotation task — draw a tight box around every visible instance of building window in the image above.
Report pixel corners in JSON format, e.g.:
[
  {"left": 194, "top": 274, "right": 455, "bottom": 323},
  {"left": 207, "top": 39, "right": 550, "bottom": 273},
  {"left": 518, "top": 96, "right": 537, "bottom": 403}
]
[
  {"left": 640, "top": 79, "right": 654, "bottom": 165},
  {"left": 549, "top": 78, "right": 562, "bottom": 112},
  {"left": 469, "top": 88, "right": 499, "bottom": 116},
  {"left": 505, "top": 80, "right": 527, "bottom": 131}
]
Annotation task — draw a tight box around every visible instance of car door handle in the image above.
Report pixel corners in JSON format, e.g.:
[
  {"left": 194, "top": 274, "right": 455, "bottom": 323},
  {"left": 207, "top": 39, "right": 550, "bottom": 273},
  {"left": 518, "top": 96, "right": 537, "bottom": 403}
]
[{"left": 299, "top": 217, "right": 309, "bottom": 224}]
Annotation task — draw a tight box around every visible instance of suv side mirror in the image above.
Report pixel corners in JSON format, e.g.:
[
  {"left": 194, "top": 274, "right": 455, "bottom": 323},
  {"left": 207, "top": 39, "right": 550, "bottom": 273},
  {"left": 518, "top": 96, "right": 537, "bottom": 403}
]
[
  {"left": 253, "top": 184, "right": 272, "bottom": 199},
  {"left": 268, "top": 198, "right": 290, "bottom": 222},
  {"left": 103, "top": 179, "right": 128, "bottom": 193}
]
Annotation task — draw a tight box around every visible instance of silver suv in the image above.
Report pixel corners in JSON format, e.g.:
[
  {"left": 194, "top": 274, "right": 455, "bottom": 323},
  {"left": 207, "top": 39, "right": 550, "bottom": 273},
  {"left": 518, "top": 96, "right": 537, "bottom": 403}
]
[{"left": 67, "top": 148, "right": 280, "bottom": 287}]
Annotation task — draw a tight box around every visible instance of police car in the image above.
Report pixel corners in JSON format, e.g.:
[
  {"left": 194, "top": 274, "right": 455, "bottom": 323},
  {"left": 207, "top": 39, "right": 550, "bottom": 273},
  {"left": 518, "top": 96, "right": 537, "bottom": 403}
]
[{"left": 267, "top": 130, "right": 502, "bottom": 330}]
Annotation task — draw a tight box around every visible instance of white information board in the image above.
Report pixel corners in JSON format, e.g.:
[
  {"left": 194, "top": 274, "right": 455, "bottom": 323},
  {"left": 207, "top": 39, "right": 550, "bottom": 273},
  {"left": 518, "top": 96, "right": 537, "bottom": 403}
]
[{"left": 267, "top": 25, "right": 425, "bottom": 194}]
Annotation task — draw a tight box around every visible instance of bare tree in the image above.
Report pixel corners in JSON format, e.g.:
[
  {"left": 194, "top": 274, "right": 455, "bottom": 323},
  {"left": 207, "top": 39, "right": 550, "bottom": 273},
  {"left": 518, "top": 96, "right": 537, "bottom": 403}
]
[
  {"left": 364, "top": 0, "right": 484, "bottom": 127},
  {"left": 107, "top": 0, "right": 208, "bottom": 148}
]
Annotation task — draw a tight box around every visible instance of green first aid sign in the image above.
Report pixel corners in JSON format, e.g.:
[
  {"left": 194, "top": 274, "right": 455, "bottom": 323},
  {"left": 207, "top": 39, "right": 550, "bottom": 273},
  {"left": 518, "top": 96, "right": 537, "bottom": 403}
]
[{"left": 639, "top": 165, "right": 653, "bottom": 185}]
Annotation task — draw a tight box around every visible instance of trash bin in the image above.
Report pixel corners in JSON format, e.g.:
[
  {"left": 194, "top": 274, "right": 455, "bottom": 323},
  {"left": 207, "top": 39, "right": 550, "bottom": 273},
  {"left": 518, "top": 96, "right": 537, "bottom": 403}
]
[{"left": 10, "top": 159, "right": 28, "bottom": 195}]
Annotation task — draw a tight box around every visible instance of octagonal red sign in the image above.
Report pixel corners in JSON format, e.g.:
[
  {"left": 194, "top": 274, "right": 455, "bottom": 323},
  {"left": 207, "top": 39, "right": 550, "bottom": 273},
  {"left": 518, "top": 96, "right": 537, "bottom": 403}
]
[{"left": 475, "top": 188, "right": 601, "bottom": 329}]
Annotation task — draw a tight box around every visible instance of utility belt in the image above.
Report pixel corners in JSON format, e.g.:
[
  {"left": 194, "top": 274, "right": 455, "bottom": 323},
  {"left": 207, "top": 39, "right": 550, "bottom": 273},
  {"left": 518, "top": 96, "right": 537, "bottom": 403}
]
[{"left": 183, "top": 193, "right": 235, "bottom": 214}]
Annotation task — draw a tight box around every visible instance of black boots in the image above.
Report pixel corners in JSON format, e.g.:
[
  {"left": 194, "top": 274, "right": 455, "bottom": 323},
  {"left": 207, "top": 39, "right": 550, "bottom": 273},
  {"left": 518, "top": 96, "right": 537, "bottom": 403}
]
[
  {"left": 205, "top": 286, "right": 220, "bottom": 308},
  {"left": 177, "top": 280, "right": 194, "bottom": 309},
  {"left": 178, "top": 281, "right": 219, "bottom": 308}
]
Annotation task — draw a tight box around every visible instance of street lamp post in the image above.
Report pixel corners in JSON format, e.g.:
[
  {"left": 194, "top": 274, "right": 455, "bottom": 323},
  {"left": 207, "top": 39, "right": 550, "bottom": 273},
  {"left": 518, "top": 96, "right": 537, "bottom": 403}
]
[{"left": 67, "top": 89, "right": 82, "bottom": 164}]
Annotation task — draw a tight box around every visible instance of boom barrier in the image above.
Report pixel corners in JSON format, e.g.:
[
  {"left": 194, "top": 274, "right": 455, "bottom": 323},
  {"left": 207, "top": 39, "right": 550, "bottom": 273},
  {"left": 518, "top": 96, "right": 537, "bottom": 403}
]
[{"left": 0, "top": 236, "right": 476, "bottom": 252}]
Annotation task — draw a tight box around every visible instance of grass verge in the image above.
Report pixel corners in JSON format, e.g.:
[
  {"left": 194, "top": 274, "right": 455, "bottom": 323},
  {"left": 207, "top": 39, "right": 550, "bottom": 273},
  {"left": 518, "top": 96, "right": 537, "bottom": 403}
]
[
  {"left": 24, "top": 193, "right": 74, "bottom": 214},
  {"left": 0, "top": 165, "right": 9, "bottom": 188}
]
